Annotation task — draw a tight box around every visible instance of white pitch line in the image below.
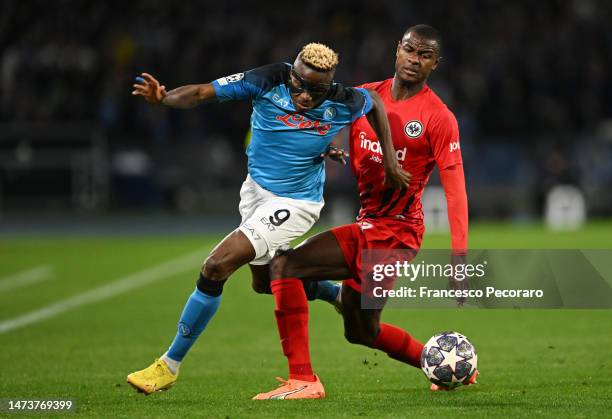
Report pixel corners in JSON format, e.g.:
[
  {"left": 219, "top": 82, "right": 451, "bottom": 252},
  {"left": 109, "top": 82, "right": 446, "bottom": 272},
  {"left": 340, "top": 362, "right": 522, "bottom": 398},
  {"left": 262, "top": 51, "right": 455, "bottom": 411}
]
[
  {"left": 0, "top": 266, "right": 54, "bottom": 293},
  {"left": 0, "top": 248, "right": 207, "bottom": 335}
]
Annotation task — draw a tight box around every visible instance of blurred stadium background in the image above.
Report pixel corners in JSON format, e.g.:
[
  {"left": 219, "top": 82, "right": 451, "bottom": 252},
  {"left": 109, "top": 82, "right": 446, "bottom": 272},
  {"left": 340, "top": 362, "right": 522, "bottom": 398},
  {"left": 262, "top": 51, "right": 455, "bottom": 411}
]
[{"left": 1, "top": 0, "right": 611, "bottom": 233}]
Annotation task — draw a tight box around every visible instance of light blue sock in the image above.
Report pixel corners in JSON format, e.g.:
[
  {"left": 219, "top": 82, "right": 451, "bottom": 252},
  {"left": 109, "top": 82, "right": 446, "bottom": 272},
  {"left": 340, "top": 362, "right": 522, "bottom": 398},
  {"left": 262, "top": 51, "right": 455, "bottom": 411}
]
[{"left": 166, "top": 287, "right": 221, "bottom": 362}]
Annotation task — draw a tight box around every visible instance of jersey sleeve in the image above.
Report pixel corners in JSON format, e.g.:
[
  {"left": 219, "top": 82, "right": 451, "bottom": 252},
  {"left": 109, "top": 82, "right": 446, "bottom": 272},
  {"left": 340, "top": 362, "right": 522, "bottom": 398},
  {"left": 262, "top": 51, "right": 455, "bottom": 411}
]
[
  {"left": 212, "top": 63, "right": 286, "bottom": 103},
  {"left": 348, "top": 87, "right": 373, "bottom": 121},
  {"left": 356, "top": 81, "right": 379, "bottom": 90},
  {"left": 429, "top": 107, "right": 463, "bottom": 170},
  {"left": 439, "top": 164, "right": 468, "bottom": 254}
]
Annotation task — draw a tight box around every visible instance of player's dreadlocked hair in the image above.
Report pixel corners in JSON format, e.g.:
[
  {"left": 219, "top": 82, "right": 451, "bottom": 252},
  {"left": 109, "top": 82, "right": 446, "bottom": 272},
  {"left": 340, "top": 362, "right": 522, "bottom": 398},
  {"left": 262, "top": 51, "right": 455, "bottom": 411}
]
[{"left": 299, "top": 43, "right": 339, "bottom": 72}]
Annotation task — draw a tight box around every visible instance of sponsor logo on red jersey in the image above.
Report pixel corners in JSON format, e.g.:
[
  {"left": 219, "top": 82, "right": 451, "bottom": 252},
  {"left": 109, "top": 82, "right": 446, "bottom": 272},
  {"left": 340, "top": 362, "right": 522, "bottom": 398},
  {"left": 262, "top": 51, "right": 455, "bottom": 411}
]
[
  {"left": 276, "top": 113, "right": 331, "bottom": 135},
  {"left": 358, "top": 131, "right": 406, "bottom": 162}
]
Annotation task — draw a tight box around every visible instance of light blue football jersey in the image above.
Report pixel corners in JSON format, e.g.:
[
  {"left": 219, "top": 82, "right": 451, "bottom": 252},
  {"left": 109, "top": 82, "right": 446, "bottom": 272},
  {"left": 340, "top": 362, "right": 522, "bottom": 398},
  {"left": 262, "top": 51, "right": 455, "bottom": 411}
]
[{"left": 212, "top": 63, "right": 373, "bottom": 202}]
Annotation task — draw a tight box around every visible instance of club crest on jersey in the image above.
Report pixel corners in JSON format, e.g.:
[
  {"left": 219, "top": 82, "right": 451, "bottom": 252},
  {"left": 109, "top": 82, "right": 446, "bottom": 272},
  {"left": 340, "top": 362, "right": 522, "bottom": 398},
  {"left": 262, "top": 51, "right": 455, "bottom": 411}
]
[
  {"left": 404, "top": 120, "right": 423, "bottom": 138},
  {"left": 323, "top": 107, "right": 337, "bottom": 121},
  {"left": 217, "top": 72, "right": 244, "bottom": 86}
]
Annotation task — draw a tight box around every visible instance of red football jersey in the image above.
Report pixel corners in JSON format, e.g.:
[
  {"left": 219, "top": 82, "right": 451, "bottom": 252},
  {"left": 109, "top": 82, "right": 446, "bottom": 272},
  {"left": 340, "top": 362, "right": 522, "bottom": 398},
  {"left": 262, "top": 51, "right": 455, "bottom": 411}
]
[{"left": 350, "top": 79, "right": 462, "bottom": 224}]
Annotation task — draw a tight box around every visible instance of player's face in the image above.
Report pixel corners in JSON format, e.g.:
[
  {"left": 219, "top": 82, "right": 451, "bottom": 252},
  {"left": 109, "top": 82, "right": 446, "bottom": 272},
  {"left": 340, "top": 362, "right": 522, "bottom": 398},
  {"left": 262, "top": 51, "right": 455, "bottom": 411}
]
[
  {"left": 288, "top": 58, "right": 334, "bottom": 112},
  {"left": 395, "top": 32, "right": 440, "bottom": 84}
]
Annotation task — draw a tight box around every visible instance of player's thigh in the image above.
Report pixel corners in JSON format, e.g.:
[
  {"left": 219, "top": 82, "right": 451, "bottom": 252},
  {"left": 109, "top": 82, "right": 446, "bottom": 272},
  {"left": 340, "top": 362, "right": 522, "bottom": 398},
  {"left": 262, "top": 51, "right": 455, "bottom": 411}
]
[
  {"left": 275, "top": 230, "right": 352, "bottom": 281},
  {"left": 250, "top": 264, "right": 271, "bottom": 294}
]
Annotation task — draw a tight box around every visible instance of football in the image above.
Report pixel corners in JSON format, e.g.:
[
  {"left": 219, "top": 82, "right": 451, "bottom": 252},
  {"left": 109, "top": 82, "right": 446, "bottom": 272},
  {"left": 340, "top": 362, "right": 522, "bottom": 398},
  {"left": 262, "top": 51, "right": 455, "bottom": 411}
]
[{"left": 421, "top": 331, "right": 478, "bottom": 388}]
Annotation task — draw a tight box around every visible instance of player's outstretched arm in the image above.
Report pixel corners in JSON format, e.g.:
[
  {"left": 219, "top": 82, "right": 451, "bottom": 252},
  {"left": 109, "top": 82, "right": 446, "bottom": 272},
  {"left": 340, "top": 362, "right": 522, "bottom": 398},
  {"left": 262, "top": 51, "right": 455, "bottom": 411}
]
[
  {"left": 365, "top": 89, "right": 411, "bottom": 189},
  {"left": 440, "top": 164, "right": 469, "bottom": 306},
  {"left": 132, "top": 72, "right": 217, "bottom": 109},
  {"left": 440, "top": 164, "right": 468, "bottom": 254}
]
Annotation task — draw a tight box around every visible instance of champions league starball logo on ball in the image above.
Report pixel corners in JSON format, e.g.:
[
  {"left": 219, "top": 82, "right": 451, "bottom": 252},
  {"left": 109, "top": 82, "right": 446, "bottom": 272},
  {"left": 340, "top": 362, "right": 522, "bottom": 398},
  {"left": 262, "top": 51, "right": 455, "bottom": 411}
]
[{"left": 421, "top": 331, "right": 478, "bottom": 388}]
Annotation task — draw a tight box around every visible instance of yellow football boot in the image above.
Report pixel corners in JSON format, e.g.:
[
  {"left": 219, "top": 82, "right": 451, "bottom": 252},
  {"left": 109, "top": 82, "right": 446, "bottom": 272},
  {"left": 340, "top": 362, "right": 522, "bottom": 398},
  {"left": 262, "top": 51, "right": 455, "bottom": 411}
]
[{"left": 127, "top": 359, "right": 178, "bottom": 395}]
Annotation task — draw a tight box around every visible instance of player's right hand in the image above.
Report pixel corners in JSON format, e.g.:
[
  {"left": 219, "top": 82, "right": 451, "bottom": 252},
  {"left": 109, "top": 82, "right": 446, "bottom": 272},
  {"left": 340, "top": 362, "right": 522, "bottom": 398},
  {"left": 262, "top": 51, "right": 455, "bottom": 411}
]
[
  {"left": 320, "top": 146, "right": 349, "bottom": 165},
  {"left": 384, "top": 165, "right": 411, "bottom": 189},
  {"left": 132, "top": 72, "right": 167, "bottom": 104},
  {"left": 449, "top": 253, "right": 468, "bottom": 307}
]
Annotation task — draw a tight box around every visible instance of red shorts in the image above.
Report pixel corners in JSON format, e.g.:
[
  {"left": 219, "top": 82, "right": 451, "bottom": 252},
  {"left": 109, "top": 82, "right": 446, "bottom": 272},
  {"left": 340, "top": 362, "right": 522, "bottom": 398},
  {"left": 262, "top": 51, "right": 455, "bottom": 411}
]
[{"left": 332, "top": 217, "right": 424, "bottom": 293}]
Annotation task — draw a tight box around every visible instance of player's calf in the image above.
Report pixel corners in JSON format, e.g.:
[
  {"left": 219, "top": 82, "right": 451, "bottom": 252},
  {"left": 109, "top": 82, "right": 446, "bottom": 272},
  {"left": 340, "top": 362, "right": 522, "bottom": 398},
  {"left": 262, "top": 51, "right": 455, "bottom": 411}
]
[
  {"left": 251, "top": 279, "right": 271, "bottom": 294},
  {"left": 343, "top": 320, "right": 379, "bottom": 347},
  {"left": 342, "top": 285, "right": 423, "bottom": 368},
  {"left": 250, "top": 264, "right": 272, "bottom": 294},
  {"left": 341, "top": 286, "right": 382, "bottom": 347},
  {"left": 343, "top": 328, "right": 377, "bottom": 347}
]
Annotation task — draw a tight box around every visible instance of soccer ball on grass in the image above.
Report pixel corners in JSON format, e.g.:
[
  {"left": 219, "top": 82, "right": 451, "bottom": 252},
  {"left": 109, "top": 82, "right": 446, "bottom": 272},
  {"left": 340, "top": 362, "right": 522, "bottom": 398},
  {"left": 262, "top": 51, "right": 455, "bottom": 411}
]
[{"left": 420, "top": 331, "right": 477, "bottom": 389}]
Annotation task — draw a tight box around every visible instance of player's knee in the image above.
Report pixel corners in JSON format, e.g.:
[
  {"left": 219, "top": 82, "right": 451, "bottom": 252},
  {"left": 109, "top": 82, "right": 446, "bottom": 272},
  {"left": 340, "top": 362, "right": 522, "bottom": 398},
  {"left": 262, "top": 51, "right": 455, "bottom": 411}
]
[
  {"left": 343, "top": 320, "right": 366, "bottom": 345},
  {"left": 202, "top": 256, "right": 232, "bottom": 281}
]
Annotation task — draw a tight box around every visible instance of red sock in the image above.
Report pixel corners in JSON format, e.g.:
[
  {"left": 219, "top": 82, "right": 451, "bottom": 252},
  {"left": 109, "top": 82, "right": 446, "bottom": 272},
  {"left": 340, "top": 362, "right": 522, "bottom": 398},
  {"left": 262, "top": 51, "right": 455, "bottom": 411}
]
[
  {"left": 373, "top": 323, "right": 424, "bottom": 368},
  {"left": 271, "top": 278, "right": 316, "bottom": 382}
]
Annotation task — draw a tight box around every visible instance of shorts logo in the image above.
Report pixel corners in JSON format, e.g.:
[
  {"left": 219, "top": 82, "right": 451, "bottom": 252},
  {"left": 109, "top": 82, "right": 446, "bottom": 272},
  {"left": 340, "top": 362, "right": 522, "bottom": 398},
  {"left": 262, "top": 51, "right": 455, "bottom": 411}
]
[
  {"left": 242, "top": 223, "right": 261, "bottom": 240},
  {"left": 404, "top": 120, "right": 423, "bottom": 138},
  {"left": 323, "top": 107, "right": 337, "bottom": 121},
  {"left": 260, "top": 217, "right": 276, "bottom": 231},
  {"left": 217, "top": 72, "right": 244, "bottom": 86}
]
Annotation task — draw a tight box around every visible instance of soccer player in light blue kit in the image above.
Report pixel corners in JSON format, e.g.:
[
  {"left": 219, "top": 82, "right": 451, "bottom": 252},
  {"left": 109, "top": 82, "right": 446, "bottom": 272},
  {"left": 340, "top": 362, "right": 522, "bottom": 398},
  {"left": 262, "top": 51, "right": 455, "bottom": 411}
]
[{"left": 127, "top": 43, "right": 410, "bottom": 394}]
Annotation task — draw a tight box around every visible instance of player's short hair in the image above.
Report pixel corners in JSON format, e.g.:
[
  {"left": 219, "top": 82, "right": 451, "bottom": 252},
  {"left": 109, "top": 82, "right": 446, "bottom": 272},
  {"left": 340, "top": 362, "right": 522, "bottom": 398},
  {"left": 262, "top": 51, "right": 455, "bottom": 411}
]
[
  {"left": 299, "top": 43, "right": 339, "bottom": 72},
  {"left": 404, "top": 24, "right": 442, "bottom": 54}
]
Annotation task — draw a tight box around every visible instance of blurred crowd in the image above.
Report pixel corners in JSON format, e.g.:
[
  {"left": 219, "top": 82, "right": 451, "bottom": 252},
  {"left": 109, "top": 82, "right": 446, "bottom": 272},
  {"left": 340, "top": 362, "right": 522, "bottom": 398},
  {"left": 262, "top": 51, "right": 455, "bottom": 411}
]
[
  {"left": 2, "top": 0, "right": 611, "bottom": 135},
  {"left": 1, "top": 0, "right": 611, "bottom": 216}
]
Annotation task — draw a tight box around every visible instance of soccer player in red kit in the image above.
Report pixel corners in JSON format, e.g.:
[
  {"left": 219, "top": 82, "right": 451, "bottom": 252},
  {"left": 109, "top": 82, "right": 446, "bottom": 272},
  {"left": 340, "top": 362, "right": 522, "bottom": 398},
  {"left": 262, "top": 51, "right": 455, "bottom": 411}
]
[{"left": 253, "top": 24, "right": 477, "bottom": 400}]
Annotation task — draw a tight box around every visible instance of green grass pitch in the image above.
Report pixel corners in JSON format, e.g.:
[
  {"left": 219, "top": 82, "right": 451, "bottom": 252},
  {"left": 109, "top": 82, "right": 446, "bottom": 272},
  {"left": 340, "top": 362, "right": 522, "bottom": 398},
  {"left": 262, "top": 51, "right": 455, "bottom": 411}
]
[{"left": 1, "top": 221, "right": 611, "bottom": 417}]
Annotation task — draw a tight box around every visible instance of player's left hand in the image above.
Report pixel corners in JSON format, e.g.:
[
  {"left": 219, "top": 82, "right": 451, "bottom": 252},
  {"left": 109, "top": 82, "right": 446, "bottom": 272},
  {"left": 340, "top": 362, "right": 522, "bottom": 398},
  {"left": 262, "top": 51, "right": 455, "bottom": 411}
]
[
  {"left": 384, "top": 165, "right": 411, "bottom": 189},
  {"left": 320, "top": 146, "right": 348, "bottom": 165}
]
